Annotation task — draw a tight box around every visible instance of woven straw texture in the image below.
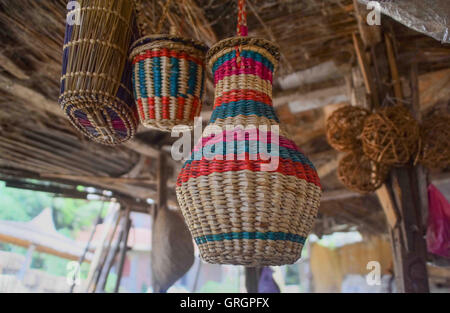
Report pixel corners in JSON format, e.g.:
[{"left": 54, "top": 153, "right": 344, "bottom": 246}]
[
  {"left": 326, "top": 106, "right": 370, "bottom": 152},
  {"left": 338, "top": 151, "right": 390, "bottom": 194},
  {"left": 130, "top": 35, "right": 208, "bottom": 131},
  {"left": 59, "top": 0, "right": 138, "bottom": 145},
  {"left": 361, "top": 106, "right": 420, "bottom": 166},
  {"left": 176, "top": 37, "right": 322, "bottom": 266},
  {"left": 418, "top": 113, "right": 450, "bottom": 169}
]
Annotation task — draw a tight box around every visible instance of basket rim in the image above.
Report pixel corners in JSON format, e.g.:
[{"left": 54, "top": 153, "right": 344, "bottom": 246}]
[
  {"left": 206, "top": 36, "right": 280, "bottom": 66},
  {"left": 130, "top": 34, "right": 209, "bottom": 54}
]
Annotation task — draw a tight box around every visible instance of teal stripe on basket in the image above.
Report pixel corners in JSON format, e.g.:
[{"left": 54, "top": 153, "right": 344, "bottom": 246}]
[
  {"left": 210, "top": 100, "right": 279, "bottom": 123},
  {"left": 195, "top": 231, "right": 306, "bottom": 245}
]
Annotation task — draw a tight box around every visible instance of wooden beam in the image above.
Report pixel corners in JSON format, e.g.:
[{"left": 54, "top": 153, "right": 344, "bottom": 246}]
[
  {"left": 352, "top": 0, "right": 382, "bottom": 47},
  {"left": 0, "top": 52, "right": 30, "bottom": 80},
  {"left": 375, "top": 184, "right": 399, "bottom": 228},
  {"left": 385, "top": 33, "right": 403, "bottom": 104},
  {"left": 352, "top": 32, "right": 379, "bottom": 108},
  {"left": 156, "top": 151, "right": 168, "bottom": 211},
  {"left": 245, "top": 267, "right": 261, "bottom": 293},
  {"left": 0, "top": 74, "right": 64, "bottom": 118},
  {"left": 321, "top": 189, "right": 363, "bottom": 202},
  {"left": 371, "top": 28, "right": 429, "bottom": 293},
  {"left": 274, "top": 85, "right": 348, "bottom": 112}
]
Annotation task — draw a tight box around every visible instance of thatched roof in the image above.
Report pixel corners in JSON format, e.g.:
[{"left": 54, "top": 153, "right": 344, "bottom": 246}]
[{"left": 0, "top": 0, "right": 449, "bottom": 237}]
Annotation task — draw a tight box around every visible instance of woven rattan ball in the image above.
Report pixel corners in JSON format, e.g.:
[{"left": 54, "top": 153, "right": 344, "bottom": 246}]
[
  {"left": 338, "top": 151, "right": 390, "bottom": 194},
  {"left": 418, "top": 114, "right": 450, "bottom": 169},
  {"left": 326, "top": 106, "right": 370, "bottom": 152},
  {"left": 361, "top": 106, "right": 420, "bottom": 166}
]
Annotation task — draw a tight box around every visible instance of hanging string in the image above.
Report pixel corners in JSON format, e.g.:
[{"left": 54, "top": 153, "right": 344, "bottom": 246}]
[
  {"left": 237, "top": 0, "right": 248, "bottom": 37},
  {"left": 235, "top": 0, "right": 248, "bottom": 68}
]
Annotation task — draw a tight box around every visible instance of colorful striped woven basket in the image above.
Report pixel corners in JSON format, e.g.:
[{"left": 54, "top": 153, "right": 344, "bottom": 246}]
[
  {"left": 176, "top": 1, "right": 321, "bottom": 266},
  {"left": 59, "top": 0, "right": 138, "bottom": 145},
  {"left": 129, "top": 35, "right": 208, "bottom": 131}
]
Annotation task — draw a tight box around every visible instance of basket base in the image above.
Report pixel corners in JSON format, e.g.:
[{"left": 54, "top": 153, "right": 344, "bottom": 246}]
[{"left": 197, "top": 240, "right": 304, "bottom": 266}]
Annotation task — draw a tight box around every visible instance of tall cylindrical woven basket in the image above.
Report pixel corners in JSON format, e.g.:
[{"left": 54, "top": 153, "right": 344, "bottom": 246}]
[
  {"left": 59, "top": 0, "right": 138, "bottom": 145},
  {"left": 176, "top": 0, "right": 322, "bottom": 266},
  {"left": 129, "top": 35, "right": 208, "bottom": 131}
]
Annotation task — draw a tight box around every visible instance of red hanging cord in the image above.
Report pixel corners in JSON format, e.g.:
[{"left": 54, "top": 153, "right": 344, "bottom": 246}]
[
  {"left": 235, "top": 0, "right": 248, "bottom": 68},
  {"left": 237, "top": 0, "right": 248, "bottom": 37}
]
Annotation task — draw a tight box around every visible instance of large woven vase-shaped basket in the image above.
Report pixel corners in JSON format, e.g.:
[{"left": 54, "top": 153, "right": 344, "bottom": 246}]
[
  {"left": 129, "top": 35, "right": 208, "bottom": 131},
  {"left": 59, "top": 0, "right": 138, "bottom": 145},
  {"left": 176, "top": 36, "right": 322, "bottom": 266}
]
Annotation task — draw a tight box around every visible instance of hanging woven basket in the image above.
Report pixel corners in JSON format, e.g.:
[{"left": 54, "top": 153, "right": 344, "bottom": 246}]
[
  {"left": 59, "top": 0, "right": 138, "bottom": 145},
  {"left": 176, "top": 0, "right": 321, "bottom": 267},
  {"left": 129, "top": 35, "right": 208, "bottom": 131}
]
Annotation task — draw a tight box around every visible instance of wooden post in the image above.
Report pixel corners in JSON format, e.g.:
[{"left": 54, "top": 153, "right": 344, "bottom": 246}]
[
  {"left": 151, "top": 151, "right": 168, "bottom": 293},
  {"left": 381, "top": 168, "right": 430, "bottom": 293},
  {"left": 371, "top": 37, "right": 429, "bottom": 293},
  {"left": 96, "top": 210, "right": 128, "bottom": 292},
  {"left": 351, "top": 7, "right": 430, "bottom": 291},
  {"left": 245, "top": 267, "right": 261, "bottom": 293},
  {"left": 114, "top": 208, "right": 132, "bottom": 293}
]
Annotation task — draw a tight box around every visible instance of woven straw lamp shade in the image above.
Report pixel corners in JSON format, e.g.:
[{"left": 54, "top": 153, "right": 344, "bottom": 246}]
[
  {"left": 338, "top": 151, "right": 390, "bottom": 194},
  {"left": 59, "top": 0, "right": 138, "bottom": 145},
  {"left": 176, "top": 22, "right": 322, "bottom": 265},
  {"left": 418, "top": 113, "right": 450, "bottom": 169},
  {"left": 361, "top": 106, "right": 420, "bottom": 166},
  {"left": 129, "top": 35, "right": 208, "bottom": 132},
  {"left": 326, "top": 106, "right": 370, "bottom": 152}
]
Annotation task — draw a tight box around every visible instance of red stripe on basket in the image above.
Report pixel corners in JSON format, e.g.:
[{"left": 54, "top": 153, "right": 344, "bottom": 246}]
[
  {"left": 147, "top": 97, "right": 155, "bottom": 119},
  {"left": 213, "top": 89, "right": 272, "bottom": 109},
  {"left": 162, "top": 96, "right": 170, "bottom": 119},
  {"left": 137, "top": 98, "right": 145, "bottom": 120},
  {"left": 214, "top": 58, "right": 273, "bottom": 84},
  {"left": 190, "top": 97, "right": 200, "bottom": 120},
  {"left": 177, "top": 97, "right": 185, "bottom": 120},
  {"left": 132, "top": 49, "right": 203, "bottom": 66},
  {"left": 177, "top": 156, "right": 321, "bottom": 188}
]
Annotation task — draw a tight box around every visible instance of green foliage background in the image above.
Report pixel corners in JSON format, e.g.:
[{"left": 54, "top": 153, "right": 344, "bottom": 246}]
[{"left": 0, "top": 181, "right": 106, "bottom": 277}]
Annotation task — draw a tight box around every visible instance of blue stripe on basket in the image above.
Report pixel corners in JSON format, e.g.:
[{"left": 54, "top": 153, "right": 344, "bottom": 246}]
[
  {"left": 170, "top": 57, "right": 180, "bottom": 97},
  {"left": 138, "top": 60, "right": 147, "bottom": 98},
  {"left": 210, "top": 100, "right": 279, "bottom": 123},
  {"left": 195, "top": 231, "right": 306, "bottom": 245},
  {"left": 187, "top": 60, "right": 198, "bottom": 96},
  {"left": 152, "top": 57, "right": 161, "bottom": 97},
  {"left": 182, "top": 142, "right": 316, "bottom": 170},
  {"left": 212, "top": 50, "right": 275, "bottom": 74}
]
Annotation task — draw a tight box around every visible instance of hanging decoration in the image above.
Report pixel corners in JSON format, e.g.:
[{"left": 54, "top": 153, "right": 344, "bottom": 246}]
[
  {"left": 151, "top": 207, "right": 195, "bottom": 293},
  {"left": 59, "top": 0, "right": 138, "bottom": 145},
  {"left": 417, "top": 113, "right": 450, "bottom": 169},
  {"left": 176, "top": 0, "right": 321, "bottom": 266},
  {"left": 129, "top": 0, "right": 208, "bottom": 131},
  {"left": 361, "top": 105, "right": 420, "bottom": 166},
  {"left": 338, "top": 151, "right": 390, "bottom": 194},
  {"left": 326, "top": 105, "right": 370, "bottom": 152}
]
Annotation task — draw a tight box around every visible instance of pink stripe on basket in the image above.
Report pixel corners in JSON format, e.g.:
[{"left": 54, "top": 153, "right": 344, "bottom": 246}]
[
  {"left": 192, "top": 129, "right": 302, "bottom": 152},
  {"left": 214, "top": 57, "right": 273, "bottom": 84}
]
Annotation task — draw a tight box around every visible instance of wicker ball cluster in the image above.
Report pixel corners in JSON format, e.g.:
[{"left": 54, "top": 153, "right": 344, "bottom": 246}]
[
  {"left": 326, "top": 106, "right": 370, "bottom": 152},
  {"left": 361, "top": 106, "right": 420, "bottom": 166},
  {"left": 338, "top": 151, "right": 390, "bottom": 193},
  {"left": 418, "top": 113, "right": 450, "bottom": 169}
]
